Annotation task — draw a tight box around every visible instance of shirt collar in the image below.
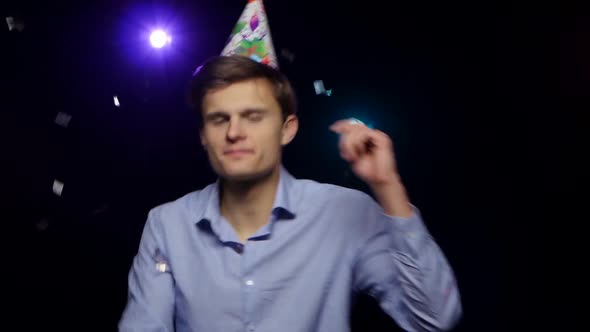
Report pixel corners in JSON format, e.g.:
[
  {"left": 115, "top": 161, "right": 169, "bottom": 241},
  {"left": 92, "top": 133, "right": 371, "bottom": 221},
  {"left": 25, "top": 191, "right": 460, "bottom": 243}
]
[{"left": 196, "top": 165, "right": 297, "bottom": 228}]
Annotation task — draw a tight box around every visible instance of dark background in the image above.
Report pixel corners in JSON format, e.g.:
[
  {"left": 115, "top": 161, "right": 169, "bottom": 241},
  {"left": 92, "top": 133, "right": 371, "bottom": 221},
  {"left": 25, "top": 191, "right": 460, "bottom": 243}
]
[{"left": 1, "top": 0, "right": 581, "bottom": 330}]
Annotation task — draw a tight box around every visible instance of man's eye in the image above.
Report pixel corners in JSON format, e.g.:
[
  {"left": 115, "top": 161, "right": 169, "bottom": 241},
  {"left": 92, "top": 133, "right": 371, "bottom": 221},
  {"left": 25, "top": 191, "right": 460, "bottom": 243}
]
[
  {"left": 210, "top": 116, "right": 227, "bottom": 124},
  {"left": 248, "top": 113, "right": 263, "bottom": 121}
]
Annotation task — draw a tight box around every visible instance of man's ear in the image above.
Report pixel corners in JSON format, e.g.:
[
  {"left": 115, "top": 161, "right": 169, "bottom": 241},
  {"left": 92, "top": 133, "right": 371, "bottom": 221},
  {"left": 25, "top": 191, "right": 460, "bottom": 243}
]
[{"left": 281, "top": 114, "right": 299, "bottom": 146}]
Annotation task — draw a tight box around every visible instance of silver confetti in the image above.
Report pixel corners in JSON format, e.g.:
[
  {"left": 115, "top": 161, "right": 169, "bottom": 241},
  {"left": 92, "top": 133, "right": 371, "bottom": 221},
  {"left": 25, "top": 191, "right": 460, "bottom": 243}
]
[
  {"left": 313, "top": 80, "right": 326, "bottom": 95},
  {"left": 156, "top": 262, "right": 168, "bottom": 273},
  {"left": 54, "top": 112, "right": 72, "bottom": 128},
  {"left": 313, "top": 80, "right": 332, "bottom": 96},
  {"left": 280, "top": 48, "right": 295, "bottom": 63},
  {"left": 6, "top": 17, "right": 25, "bottom": 32},
  {"left": 348, "top": 118, "right": 365, "bottom": 125},
  {"left": 154, "top": 249, "right": 171, "bottom": 273},
  {"left": 36, "top": 218, "right": 49, "bottom": 232},
  {"left": 52, "top": 179, "right": 64, "bottom": 196}
]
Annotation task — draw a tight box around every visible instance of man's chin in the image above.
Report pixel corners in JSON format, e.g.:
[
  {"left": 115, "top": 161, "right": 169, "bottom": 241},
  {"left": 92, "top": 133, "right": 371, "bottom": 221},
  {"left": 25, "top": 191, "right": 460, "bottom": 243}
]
[
  {"left": 222, "top": 172, "right": 262, "bottom": 183},
  {"left": 220, "top": 167, "right": 274, "bottom": 183}
]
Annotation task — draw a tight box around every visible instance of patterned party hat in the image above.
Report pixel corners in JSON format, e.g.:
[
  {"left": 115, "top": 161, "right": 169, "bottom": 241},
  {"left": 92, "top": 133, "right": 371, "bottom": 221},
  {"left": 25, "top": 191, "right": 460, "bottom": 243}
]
[{"left": 221, "top": 0, "right": 279, "bottom": 69}]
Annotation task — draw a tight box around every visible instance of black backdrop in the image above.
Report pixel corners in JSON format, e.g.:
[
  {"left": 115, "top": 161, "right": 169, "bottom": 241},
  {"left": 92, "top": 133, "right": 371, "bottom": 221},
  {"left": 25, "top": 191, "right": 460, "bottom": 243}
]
[{"left": 2, "top": 0, "right": 581, "bottom": 330}]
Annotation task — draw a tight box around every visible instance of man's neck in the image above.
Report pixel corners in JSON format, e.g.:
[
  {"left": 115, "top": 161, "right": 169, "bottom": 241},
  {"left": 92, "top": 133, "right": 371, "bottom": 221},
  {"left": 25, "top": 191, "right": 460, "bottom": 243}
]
[{"left": 220, "top": 166, "right": 281, "bottom": 242}]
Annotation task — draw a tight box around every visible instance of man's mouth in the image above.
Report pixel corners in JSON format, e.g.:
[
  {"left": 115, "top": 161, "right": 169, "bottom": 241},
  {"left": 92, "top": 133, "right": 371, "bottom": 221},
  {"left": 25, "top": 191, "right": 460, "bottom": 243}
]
[{"left": 224, "top": 149, "right": 254, "bottom": 156}]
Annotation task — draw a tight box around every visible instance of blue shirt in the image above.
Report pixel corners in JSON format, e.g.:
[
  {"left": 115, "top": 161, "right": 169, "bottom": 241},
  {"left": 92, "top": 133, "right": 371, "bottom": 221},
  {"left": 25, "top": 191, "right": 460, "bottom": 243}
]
[{"left": 119, "top": 167, "right": 461, "bottom": 332}]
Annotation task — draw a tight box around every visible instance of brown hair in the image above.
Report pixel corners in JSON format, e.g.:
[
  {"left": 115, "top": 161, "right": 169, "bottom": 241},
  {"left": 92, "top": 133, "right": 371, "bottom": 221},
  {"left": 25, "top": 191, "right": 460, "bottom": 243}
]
[{"left": 189, "top": 55, "right": 297, "bottom": 127}]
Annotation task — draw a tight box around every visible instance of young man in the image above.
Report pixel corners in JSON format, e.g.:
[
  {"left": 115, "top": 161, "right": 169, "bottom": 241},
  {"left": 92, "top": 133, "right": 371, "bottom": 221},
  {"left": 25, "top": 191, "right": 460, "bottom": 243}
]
[{"left": 119, "top": 55, "right": 462, "bottom": 331}]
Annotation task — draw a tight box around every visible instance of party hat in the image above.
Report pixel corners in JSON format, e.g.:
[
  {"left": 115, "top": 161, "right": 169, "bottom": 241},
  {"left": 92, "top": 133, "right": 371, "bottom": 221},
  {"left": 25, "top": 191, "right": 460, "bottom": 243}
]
[{"left": 221, "top": 0, "right": 279, "bottom": 69}]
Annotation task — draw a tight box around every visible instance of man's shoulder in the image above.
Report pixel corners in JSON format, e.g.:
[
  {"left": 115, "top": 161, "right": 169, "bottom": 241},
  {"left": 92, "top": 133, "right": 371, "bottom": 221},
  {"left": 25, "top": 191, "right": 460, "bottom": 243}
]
[
  {"left": 294, "top": 178, "right": 379, "bottom": 232},
  {"left": 147, "top": 183, "right": 214, "bottom": 226},
  {"left": 294, "top": 177, "right": 373, "bottom": 205}
]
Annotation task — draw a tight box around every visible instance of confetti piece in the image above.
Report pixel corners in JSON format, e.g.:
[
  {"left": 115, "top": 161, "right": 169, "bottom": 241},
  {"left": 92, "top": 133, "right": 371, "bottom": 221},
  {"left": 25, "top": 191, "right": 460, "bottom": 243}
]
[
  {"left": 348, "top": 118, "right": 365, "bottom": 125},
  {"left": 156, "top": 262, "right": 168, "bottom": 273},
  {"left": 314, "top": 80, "right": 333, "bottom": 96},
  {"left": 5, "top": 17, "right": 14, "bottom": 31},
  {"left": 36, "top": 218, "right": 49, "bottom": 232},
  {"left": 52, "top": 179, "right": 64, "bottom": 196},
  {"left": 154, "top": 249, "right": 171, "bottom": 273},
  {"left": 314, "top": 80, "right": 326, "bottom": 95},
  {"left": 90, "top": 204, "right": 110, "bottom": 217},
  {"left": 113, "top": 95, "right": 120, "bottom": 107},
  {"left": 54, "top": 112, "right": 72, "bottom": 128},
  {"left": 280, "top": 48, "right": 295, "bottom": 63},
  {"left": 6, "top": 17, "right": 25, "bottom": 32}
]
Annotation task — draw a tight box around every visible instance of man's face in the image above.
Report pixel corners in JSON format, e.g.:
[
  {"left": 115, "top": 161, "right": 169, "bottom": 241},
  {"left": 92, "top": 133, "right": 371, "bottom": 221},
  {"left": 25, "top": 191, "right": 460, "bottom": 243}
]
[{"left": 200, "top": 78, "right": 298, "bottom": 182}]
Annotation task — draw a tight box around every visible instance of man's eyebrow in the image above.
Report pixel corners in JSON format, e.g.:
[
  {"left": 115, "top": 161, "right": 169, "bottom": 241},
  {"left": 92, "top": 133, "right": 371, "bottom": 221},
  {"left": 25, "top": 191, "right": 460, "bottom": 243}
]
[{"left": 240, "top": 108, "right": 268, "bottom": 114}]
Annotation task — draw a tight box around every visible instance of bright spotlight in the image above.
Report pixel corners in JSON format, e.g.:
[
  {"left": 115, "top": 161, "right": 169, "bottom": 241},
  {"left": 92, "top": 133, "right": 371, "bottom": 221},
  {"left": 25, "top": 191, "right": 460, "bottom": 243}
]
[{"left": 150, "top": 30, "right": 170, "bottom": 48}]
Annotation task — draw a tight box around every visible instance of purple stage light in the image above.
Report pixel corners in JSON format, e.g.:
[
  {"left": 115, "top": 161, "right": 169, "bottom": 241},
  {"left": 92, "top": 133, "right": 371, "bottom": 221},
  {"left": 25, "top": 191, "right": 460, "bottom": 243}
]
[{"left": 150, "top": 30, "right": 170, "bottom": 48}]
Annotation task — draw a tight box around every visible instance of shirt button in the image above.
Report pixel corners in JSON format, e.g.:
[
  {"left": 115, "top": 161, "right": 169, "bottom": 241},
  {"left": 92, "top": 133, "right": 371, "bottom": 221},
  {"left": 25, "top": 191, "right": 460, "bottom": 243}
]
[{"left": 245, "top": 280, "right": 254, "bottom": 286}]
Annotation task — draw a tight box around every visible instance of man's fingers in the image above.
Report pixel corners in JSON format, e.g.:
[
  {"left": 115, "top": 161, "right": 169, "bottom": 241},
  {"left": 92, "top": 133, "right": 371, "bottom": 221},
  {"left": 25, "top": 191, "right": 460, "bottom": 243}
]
[
  {"left": 329, "top": 122, "right": 350, "bottom": 135},
  {"left": 351, "top": 130, "right": 369, "bottom": 157},
  {"left": 332, "top": 119, "right": 392, "bottom": 163},
  {"left": 329, "top": 119, "right": 366, "bottom": 134},
  {"left": 339, "top": 132, "right": 357, "bottom": 162},
  {"left": 367, "top": 129, "right": 392, "bottom": 150},
  {"left": 339, "top": 129, "right": 373, "bottom": 162}
]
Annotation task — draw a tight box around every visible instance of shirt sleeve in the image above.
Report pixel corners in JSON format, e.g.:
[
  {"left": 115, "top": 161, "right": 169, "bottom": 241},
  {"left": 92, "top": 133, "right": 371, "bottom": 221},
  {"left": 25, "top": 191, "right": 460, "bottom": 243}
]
[
  {"left": 119, "top": 208, "right": 175, "bottom": 332},
  {"left": 352, "top": 197, "right": 462, "bottom": 331}
]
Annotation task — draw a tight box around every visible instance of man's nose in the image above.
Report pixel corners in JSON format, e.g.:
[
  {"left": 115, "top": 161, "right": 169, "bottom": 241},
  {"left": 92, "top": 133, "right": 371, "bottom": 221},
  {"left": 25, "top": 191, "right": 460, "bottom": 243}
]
[{"left": 226, "top": 118, "right": 246, "bottom": 142}]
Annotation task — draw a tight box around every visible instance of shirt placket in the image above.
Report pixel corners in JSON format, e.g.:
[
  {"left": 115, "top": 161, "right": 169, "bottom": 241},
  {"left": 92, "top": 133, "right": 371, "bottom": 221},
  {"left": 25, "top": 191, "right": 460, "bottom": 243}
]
[{"left": 241, "top": 242, "right": 257, "bottom": 332}]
